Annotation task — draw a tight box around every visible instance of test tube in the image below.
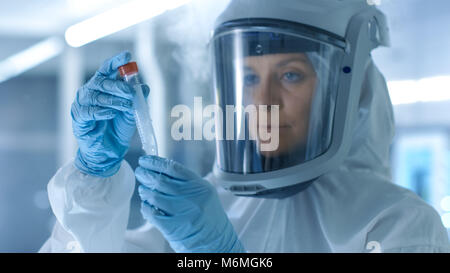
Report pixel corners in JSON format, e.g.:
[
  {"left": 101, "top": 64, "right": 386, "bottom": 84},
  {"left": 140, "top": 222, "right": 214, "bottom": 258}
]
[{"left": 118, "top": 62, "right": 158, "bottom": 156}]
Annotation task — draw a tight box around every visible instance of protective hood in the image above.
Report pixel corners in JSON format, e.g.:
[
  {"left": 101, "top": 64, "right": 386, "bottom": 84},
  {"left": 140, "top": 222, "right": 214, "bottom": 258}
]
[
  {"left": 341, "top": 58, "right": 394, "bottom": 177},
  {"left": 210, "top": 0, "right": 391, "bottom": 197}
]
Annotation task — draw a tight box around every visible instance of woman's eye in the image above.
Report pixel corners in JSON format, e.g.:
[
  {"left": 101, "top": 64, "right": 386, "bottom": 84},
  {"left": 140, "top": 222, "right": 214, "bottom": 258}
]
[
  {"left": 244, "top": 74, "right": 260, "bottom": 86},
  {"left": 282, "top": 72, "right": 303, "bottom": 83}
]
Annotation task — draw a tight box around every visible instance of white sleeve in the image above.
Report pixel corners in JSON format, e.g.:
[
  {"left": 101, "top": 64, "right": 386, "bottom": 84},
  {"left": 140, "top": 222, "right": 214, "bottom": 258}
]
[{"left": 40, "top": 159, "right": 136, "bottom": 253}]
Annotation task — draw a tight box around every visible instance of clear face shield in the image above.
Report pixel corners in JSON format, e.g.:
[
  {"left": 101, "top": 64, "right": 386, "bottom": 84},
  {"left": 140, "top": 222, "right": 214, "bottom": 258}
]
[{"left": 212, "top": 22, "right": 346, "bottom": 175}]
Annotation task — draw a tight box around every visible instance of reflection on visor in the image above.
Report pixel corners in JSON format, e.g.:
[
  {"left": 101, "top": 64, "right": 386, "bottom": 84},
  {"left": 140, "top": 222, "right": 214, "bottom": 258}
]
[
  {"left": 236, "top": 31, "right": 321, "bottom": 56},
  {"left": 212, "top": 27, "right": 345, "bottom": 174}
]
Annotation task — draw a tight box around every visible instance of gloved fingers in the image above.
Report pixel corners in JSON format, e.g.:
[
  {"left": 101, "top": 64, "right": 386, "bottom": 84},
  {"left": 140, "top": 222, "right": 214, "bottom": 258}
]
[
  {"left": 71, "top": 101, "right": 118, "bottom": 123},
  {"left": 87, "top": 75, "right": 134, "bottom": 100},
  {"left": 138, "top": 185, "right": 189, "bottom": 216},
  {"left": 135, "top": 166, "right": 187, "bottom": 195},
  {"left": 78, "top": 88, "right": 133, "bottom": 112},
  {"left": 140, "top": 201, "right": 199, "bottom": 239},
  {"left": 97, "top": 51, "right": 131, "bottom": 78},
  {"left": 141, "top": 200, "right": 173, "bottom": 218},
  {"left": 138, "top": 155, "right": 199, "bottom": 181}
]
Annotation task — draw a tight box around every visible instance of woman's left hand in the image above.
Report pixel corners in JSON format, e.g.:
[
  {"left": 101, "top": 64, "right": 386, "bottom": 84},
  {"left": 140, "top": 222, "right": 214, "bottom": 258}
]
[{"left": 135, "top": 155, "right": 245, "bottom": 253}]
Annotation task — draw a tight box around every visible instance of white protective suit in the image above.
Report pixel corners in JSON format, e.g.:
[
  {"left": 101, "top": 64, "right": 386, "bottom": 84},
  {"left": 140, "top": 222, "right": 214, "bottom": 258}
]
[{"left": 40, "top": 59, "right": 450, "bottom": 253}]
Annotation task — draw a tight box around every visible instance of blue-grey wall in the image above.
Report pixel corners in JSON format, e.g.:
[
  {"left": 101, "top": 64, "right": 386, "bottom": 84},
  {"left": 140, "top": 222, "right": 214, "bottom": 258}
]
[{"left": 0, "top": 75, "right": 58, "bottom": 252}]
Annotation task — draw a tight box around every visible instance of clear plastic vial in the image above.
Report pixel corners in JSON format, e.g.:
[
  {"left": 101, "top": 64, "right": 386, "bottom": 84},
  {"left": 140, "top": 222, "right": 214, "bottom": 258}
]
[{"left": 119, "top": 62, "right": 158, "bottom": 156}]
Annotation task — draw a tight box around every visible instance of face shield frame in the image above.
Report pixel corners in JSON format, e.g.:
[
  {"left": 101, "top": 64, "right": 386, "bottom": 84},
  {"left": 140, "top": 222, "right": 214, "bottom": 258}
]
[{"left": 210, "top": 10, "right": 390, "bottom": 197}]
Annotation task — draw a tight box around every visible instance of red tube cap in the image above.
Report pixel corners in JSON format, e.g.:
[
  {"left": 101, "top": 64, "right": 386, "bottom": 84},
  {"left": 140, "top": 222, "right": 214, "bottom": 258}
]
[{"left": 118, "top": 62, "right": 138, "bottom": 77}]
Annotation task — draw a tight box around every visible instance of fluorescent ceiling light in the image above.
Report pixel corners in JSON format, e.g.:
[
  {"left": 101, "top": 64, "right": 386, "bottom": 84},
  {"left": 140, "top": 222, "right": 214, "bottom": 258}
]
[
  {"left": 388, "top": 76, "right": 450, "bottom": 105},
  {"left": 65, "top": 0, "right": 192, "bottom": 47},
  {"left": 442, "top": 213, "right": 450, "bottom": 228},
  {"left": 0, "top": 37, "right": 64, "bottom": 83},
  {"left": 441, "top": 196, "right": 450, "bottom": 212}
]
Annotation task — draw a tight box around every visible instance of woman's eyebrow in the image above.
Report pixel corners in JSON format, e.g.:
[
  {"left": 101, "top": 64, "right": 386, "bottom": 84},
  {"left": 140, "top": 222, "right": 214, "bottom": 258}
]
[{"left": 277, "top": 57, "right": 308, "bottom": 67}]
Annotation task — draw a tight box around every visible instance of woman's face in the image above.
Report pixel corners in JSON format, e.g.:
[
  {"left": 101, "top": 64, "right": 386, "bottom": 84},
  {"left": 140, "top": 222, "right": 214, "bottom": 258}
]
[{"left": 243, "top": 53, "right": 317, "bottom": 157}]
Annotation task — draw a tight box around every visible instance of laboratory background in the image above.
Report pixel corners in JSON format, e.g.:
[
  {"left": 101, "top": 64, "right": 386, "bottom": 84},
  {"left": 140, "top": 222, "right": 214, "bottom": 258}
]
[{"left": 0, "top": 0, "right": 449, "bottom": 252}]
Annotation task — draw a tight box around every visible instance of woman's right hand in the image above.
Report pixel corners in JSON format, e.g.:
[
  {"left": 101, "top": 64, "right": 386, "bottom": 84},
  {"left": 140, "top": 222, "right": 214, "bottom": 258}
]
[{"left": 71, "top": 51, "right": 149, "bottom": 177}]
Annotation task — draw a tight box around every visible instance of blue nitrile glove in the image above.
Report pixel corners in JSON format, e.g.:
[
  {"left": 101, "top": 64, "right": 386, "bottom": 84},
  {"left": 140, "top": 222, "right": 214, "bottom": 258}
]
[
  {"left": 135, "top": 155, "right": 246, "bottom": 253},
  {"left": 72, "top": 51, "right": 149, "bottom": 177}
]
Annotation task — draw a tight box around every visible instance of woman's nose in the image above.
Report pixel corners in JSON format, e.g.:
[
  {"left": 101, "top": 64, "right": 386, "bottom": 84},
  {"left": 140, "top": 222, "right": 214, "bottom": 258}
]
[{"left": 253, "top": 77, "right": 282, "bottom": 109}]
